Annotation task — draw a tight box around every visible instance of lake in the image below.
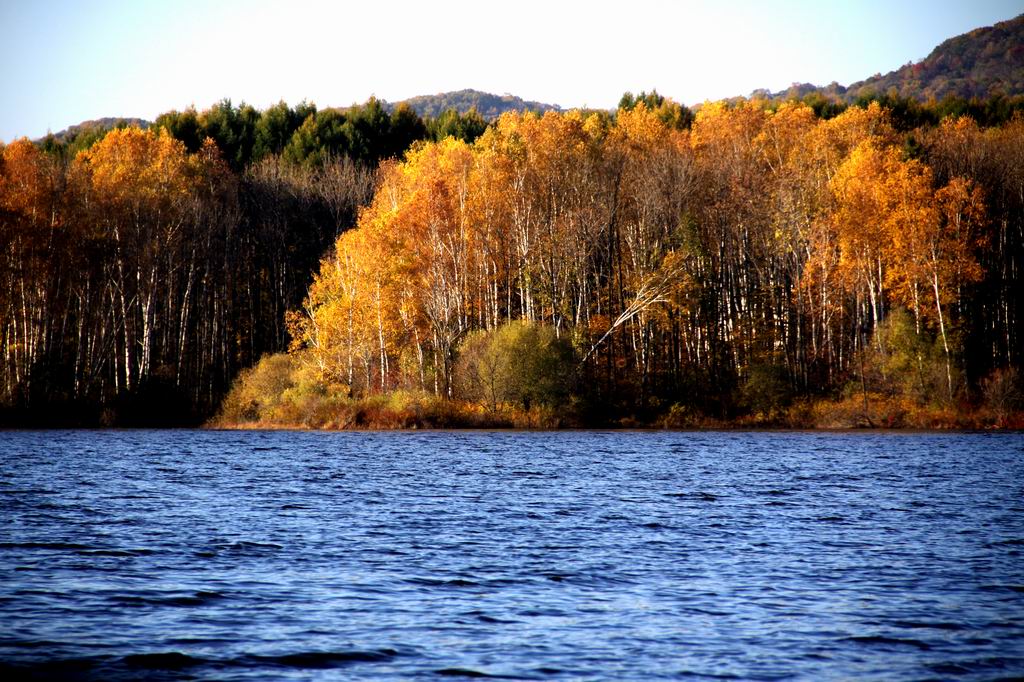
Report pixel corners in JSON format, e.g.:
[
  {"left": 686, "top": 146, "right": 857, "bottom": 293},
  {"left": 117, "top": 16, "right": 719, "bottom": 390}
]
[{"left": 1, "top": 430, "right": 1022, "bottom": 680}]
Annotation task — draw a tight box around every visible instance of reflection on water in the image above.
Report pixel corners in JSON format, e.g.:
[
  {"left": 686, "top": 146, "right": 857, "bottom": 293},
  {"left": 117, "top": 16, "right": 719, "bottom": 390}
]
[{"left": 1, "top": 430, "right": 1022, "bottom": 680}]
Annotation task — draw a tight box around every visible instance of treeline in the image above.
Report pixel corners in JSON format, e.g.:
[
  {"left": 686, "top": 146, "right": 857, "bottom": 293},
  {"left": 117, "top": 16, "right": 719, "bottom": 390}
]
[
  {"left": 40, "top": 98, "right": 489, "bottom": 170},
  {"left": 722, "top": 87, "right": 1024, "bottom": 130},
  {"left": 261, "top": 100, "right": 1023, "bottom": 428}
]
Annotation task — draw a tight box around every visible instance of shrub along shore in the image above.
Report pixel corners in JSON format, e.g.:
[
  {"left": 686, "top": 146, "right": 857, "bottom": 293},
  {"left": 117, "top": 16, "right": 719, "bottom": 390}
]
[
  {"left": 211, "top": 324, "right": 1024, "bottom": 431},
  {"left": 210, "top": 388, "right": 1024, "bottom": 431}
]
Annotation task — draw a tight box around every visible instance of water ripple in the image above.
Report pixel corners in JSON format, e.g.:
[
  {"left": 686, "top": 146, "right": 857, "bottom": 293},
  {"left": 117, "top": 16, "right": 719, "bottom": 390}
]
[{"left": 1, "top": 429, "right": 1022, "bottom": 679}]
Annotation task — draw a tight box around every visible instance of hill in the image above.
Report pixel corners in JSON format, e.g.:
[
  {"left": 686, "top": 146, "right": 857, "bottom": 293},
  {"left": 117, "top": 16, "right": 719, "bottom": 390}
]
[
  {"left": 45, "top": 117, "right": 150, "bottom": 143},
  {"left": 387, "top": 89, "right": 562, "bottom": 119},
  {"left": 846, "top": 14, "right": 1024, "bottom": 100},
  {"left": 756, "top": 14, "right": 1024, "bottom": 103}
]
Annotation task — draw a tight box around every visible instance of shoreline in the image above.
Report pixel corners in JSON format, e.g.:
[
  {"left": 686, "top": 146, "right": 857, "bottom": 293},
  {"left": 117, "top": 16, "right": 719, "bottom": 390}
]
[{"left": 206, "top": 420, "right": 1024, "bottom": 433}]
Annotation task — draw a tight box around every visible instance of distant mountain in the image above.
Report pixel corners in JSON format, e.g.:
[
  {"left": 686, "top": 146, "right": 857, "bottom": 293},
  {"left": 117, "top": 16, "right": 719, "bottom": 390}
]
[
  {"left": 44, "top": 117, "right": 150, "bottom": 143},
  {"left": 755, "top": 14, "right": 1024, "bottom": 103},
  {"left": 847, "top": 14, "right": 1024, "bottom": 100},
  {"left": 387, "top": 89, "right": 562, "bottom": 119}
]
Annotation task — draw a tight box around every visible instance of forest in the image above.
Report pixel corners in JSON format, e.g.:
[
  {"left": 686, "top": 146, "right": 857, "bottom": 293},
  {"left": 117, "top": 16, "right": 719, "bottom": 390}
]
[{"left": 1, "top": 93, "right": 1023, "bottom": 427}]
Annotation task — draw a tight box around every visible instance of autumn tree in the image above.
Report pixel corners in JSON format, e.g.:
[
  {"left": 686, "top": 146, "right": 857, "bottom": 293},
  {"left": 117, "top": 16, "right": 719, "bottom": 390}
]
[{"left": 455, "top": 321, "right": 574, "bottom": 412}]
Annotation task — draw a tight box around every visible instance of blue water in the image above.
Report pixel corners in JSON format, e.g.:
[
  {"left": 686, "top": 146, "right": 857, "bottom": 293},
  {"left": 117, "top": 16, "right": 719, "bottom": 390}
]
[{"left": 1, "top": 430, "right": 1022, "bottom": 680}]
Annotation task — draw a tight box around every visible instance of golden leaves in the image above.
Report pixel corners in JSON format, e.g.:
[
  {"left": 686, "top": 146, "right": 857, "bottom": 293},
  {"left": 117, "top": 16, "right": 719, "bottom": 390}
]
[
  {"left": 0, "top": 138, "right": 50, "bottom": 218},
  {"left": 78, "top": 127, "right": 196, "bottom": 209}
]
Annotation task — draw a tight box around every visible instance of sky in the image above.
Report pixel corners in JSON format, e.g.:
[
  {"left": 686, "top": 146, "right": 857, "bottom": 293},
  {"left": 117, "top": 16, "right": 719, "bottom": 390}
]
[{"left": 1, "top": 0, "right": 1022, "bottom": 142}]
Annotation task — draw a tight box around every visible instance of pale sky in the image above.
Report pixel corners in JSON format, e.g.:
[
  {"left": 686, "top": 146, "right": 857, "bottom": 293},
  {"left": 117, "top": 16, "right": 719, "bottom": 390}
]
[{"left": 1, "top": 0, "right": 1022, "bottom": 142}]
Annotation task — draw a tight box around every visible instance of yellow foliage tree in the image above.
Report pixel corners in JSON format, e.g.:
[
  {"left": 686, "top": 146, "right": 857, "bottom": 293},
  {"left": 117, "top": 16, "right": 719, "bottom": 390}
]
[{"left": 75, "top": 128, "right": 198, "bottom": 391}]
